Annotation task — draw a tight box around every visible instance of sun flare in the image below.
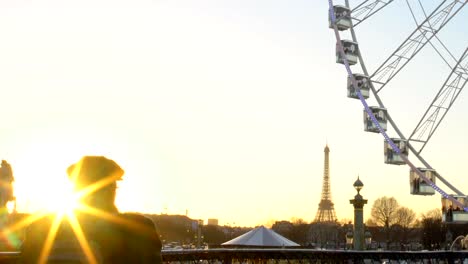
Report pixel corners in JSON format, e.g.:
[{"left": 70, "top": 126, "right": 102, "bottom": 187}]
[
  {"left": 41, "top": 181, "right": 81, "bottom": 216},
  {"left": 48, "top": 193, "right": 81, "bottom": 216}
]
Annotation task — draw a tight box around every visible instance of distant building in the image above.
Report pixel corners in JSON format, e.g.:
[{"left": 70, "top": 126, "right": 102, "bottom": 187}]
[
  {"left": 207, "top": 219, "right": 218, "bottom": 226},
  {"left": 272, "top": 221, "right": 293, "bottom": 234}
]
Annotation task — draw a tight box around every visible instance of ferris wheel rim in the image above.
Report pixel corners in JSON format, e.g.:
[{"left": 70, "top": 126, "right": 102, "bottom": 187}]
[{"left": 328, "top": 0, "right": 467, "bottom": 211}]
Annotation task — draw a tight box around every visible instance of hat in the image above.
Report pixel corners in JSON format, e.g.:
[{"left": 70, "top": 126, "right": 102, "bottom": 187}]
[{"left": 67, "top": 156, "right": 124, "bottom": 188}]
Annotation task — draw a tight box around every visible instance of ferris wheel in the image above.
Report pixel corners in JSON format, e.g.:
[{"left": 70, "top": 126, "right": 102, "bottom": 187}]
[{"left": 328, "top": 0, "right": 468, "bottom": 223}]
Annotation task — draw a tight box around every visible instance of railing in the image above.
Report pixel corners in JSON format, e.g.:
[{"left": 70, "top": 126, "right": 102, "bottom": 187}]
[
  {"left": 0, "top": 249, "right": 467, "bottom": 263},
  {"left": 162, "top": 249, "right": 468, "bottom": 263},
  {"left": 0, "top": 252, "right": 20, "bottom": 264}
]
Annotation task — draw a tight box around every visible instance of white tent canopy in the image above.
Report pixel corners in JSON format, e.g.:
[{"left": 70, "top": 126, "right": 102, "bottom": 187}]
[{"left": 221, "top": 226, "right": 300, "bottom": 247}]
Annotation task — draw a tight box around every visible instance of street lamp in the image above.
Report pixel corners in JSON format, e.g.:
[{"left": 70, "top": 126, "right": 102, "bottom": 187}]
[
  {"left": 346, "top": 228, "right": 353, "bottom": 250},
  {"left": 365, "top": 230, "right": 372, "bottom": 250},
  {"left": 353, "top": 177, "right": 363, "bottom": 193},
  {"left": 350, "top": 176, "right": 368, "bottom": 250}
]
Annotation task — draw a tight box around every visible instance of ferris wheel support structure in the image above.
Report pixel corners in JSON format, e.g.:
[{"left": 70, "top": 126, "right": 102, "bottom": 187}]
[{"left": 328, "top": 0, "right": 467, "bottom": 211}]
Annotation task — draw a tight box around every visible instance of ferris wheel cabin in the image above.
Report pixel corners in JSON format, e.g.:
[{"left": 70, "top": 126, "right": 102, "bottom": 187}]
[
  {"left": 384, "top": 138, "right": 408, "bottom": 165},
  {"left": 442, "top": 195, "right": 468, "bottom": 223},
  {"left": 364, "top": 106, "right": 387, "bottom": 132},
  {"left": 329, "top": 5, "right": 352, "bottom": 31},
  {"left": 348, "top": 74, "right": 370, "bottom": 99},
  {"left": 336, "top": 40, "right": 359, "bottom": 65},
  {"left": 409, "top": 168, "right": 436, "bottom": 195}
]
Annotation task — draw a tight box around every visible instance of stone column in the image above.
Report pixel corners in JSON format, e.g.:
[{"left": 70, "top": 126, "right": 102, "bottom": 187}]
[{"left": 350, "top": 177, "right": 367, "bottom": 250}]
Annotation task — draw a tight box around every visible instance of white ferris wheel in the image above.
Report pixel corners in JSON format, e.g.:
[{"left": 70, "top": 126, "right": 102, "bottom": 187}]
[{"left": 328, "top": 0, "right": 468, "bottom": 223}]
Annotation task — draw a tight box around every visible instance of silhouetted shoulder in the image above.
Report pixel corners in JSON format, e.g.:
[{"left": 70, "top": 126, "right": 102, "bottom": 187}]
[
  {"left": 21, "top": 215, "right": 84, "bottom": 263},
  {"left": 21, "top": 215, "right": 53, "bottom": 263},
  {"left": 119, "top": 213, "right": 162, "bottom": 264},
  {"left": 21, "top": 214, "right": 126, "bottom": 264},
  {"left": 121, "top": 213, "right": 155, "bottom": 227}
]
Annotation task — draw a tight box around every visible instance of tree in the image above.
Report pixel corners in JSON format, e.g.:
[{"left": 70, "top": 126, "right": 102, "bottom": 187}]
[
  {"left": 365, "top": 218, "right": 378, "bottom": 227},
  {"left": 203, "top": 225, "right": 226, "bottom": 245},
  {"left": 419, "top": 209, "right": 468, "bottom": 250},
  {"left": 264, "top": 219, "right": 277, "bottom": 228},
  {"left": 339, "top": 218, "right": 353, "bottom": 226},
  {"left": 370, "top": 196, "right": 399, "bottom": 229},
  {"left": 395, "top": 207, "right": 416, "bottom": 229},
  {"left": 419, "top": 209, "right": 446, "bottom": 250},
  {"left": 291, "top": 217, "right": 307, "bottom": 225},
  {"left": 392, "top": 206, "right": 417, "bottom": 245},
  {"left": 289, "top": 218, "right": 310, "bottom": 246},
  {"left": 370, "top": 196, "right": 399, "bottom": 248},
  {"left": 272, "top": 220, "right": 293, "bottom": 240},
  {"left": 419, "top": 208, "right": 441, "bottom": 223}
]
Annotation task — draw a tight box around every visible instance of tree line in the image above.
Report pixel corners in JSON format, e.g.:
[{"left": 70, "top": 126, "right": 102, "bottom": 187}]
[
  {"left": 266, "top": 196, "right": 468, "bottom": 250},
  {"left": 143, "top": 197, "right": 467, "bottom": 250}
]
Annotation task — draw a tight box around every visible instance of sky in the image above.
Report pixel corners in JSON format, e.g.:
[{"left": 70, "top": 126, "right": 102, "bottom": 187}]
[{"left": 0, "top": 0, "right": 466, "bottom": 227}]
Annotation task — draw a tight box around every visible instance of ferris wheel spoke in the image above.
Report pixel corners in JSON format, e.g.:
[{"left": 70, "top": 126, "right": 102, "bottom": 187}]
[
  {"left": 409, "top": 47, "right": 468, "bottom": 153},
  {"left": 406, "top": 0, "right": 465, "bottom": 71},
  {"left": 350, "top": 0, "right": 394, "bottom": 27},
  {"left": 370, "top": 0, "right": 466, "bottom": 94}
]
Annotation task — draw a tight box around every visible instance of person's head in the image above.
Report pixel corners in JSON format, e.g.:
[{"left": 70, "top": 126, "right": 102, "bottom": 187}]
[{"left": 67, "top": 156, "right": 124, "bottom": 211}]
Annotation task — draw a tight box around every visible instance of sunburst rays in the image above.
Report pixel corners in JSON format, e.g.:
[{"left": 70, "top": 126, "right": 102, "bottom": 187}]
[
  {"left": 66, "top": 213, "right": 98, "bottom": 264},
  {"left": 77, "top": 204, "right": 155, "bottom": 235},
  {"left": 38, "top": 213, "right": 64, "bottom": 264},
  {"left": 2, "top": 210, "right": 49, "bottom": 236},
  {"left": 4, "top": 162, "right": 136, "bottom": 263}
]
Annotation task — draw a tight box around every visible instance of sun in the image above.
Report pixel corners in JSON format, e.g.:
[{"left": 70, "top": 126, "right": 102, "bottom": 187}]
[
  {"left": 8, "top": 133, "right": 123, "bottom": 214},
  {"left": 42, "top": 181, "right": 82, "bottom": 216}
]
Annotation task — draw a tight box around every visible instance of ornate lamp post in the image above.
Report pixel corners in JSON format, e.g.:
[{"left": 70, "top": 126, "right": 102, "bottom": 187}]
[
  {"left": 346, "top": 228, "right": 353, "bottom": 250},
  {"left": 365, "top": 230, "right": 372, "bottom": 250},
  {"left": 350, "top": 176, "right": 368, "bottom": 250}
]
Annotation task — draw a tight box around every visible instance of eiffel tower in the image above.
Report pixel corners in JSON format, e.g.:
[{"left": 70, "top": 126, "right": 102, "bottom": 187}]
[{"left": 314, "top": 144, "right": 337, "bottom": 223}]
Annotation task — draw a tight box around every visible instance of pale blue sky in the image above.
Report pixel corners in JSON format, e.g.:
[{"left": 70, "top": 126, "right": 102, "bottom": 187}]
[{"left": 0, "top": 0, "right": 466, "bottom": 227}]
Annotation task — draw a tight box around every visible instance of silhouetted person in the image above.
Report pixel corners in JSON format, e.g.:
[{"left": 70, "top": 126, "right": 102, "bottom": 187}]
[
  {"left": 0, "top": 160, "right": 14, "bottom": 208},
  {"left": 21, "top": 156, "right": 162, "bottom": 264},
  {"left": 447, "top": 205, "right": 453, "bottom": 222},
  {"left": 412, "top": 177, "right": 418, "bottom": 194}
]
